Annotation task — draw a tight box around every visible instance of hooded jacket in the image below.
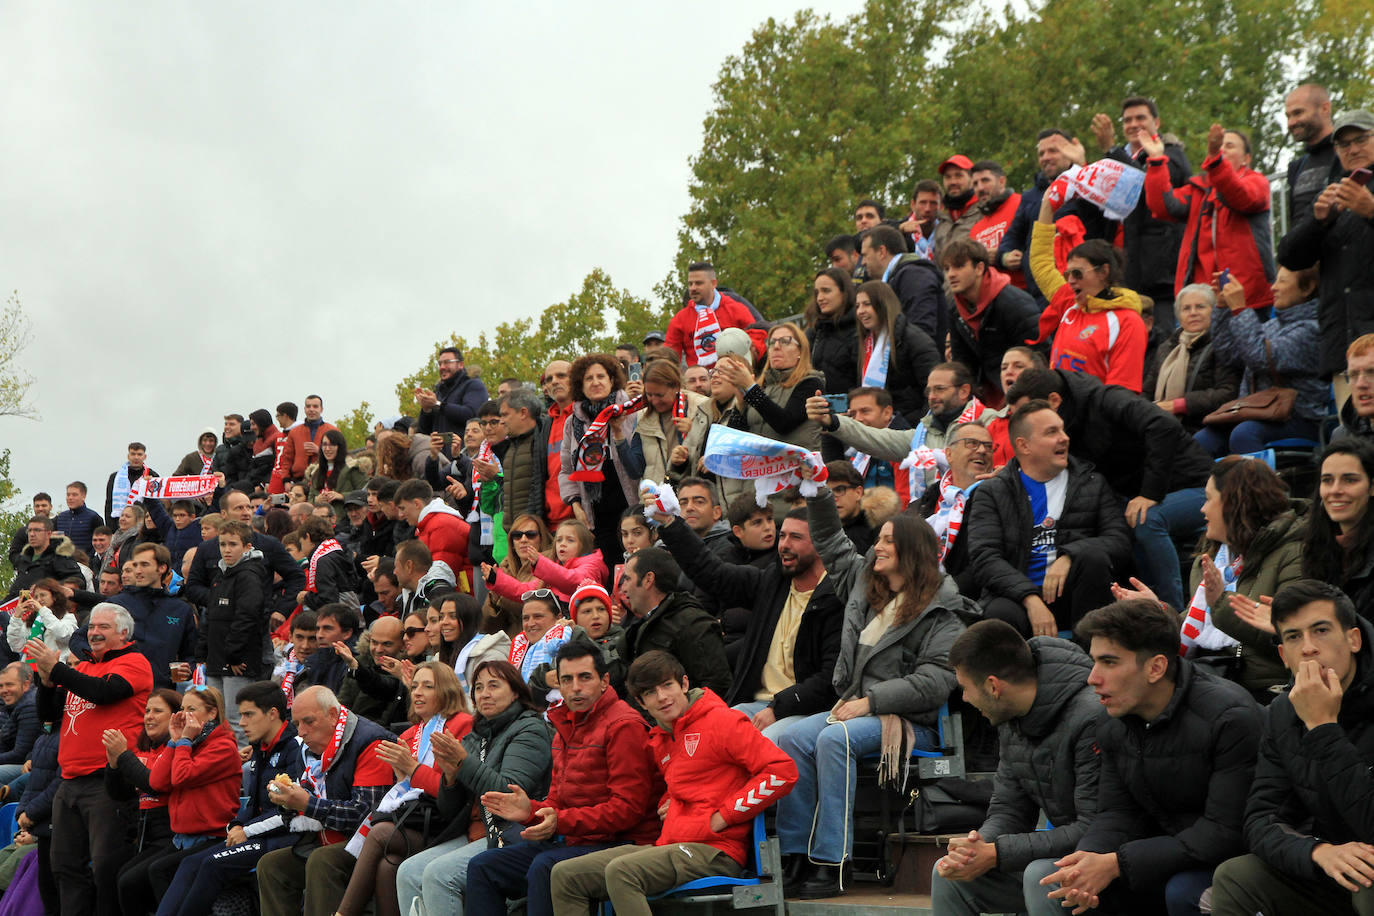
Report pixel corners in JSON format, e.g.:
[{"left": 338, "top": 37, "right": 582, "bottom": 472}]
[
  {"left": 185, "top": 530, "right": 305, "bottom": 616},
  {"left": 199, "top": 549, "right": 271, "bottom": 678},
  {"left": 1078, "top": 659, "right": 1260, "bottom": 891},
  {"left": 979, "top": 638, "right": 1104, "bottom": 871},
  {"left": 1245, "top": 617, "right": 1374, "bottom": 878},
  {"left": 649, "top": 688, "right": 797, "bottom": 865},
  {"left": 534, "top": 685, "right": 661, "bottom": 845},
  {"left": 415, "top": 498, "right": 473, "bottom": 588},
  {"left": 948, "top": 267, "right": 1041, "bottom": 406},
  {"left": 7, "top": 535, "right": 81, "bottom": 599},
  {"left": 966, "top": 456, "right": 1132, "bottom": 605}
]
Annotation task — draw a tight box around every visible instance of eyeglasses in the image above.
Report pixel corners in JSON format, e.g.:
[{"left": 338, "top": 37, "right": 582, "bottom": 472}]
[
  {"left": 437, "top": 358, "right": 460, "bottom": 367},
  {"left": 509, "top": 529, "right": 540, "bottom": 540},
  {"left": 1334, "top": 131, "right": 1373, "bottom": 150},
  {"left": 950, "top": 437, "right": 994, "bottom": 452},
  {"left": 479, "top": 419, "right": 502, "bottom": 427},
  {"left": 1345, "top": 368, "right": 1374, "bottom": 384},
  {"left": 403, "top": 627, "right": 426, "bottom": 638},
  {"left": 768, "top": 337, "right": 799, "bottom": 348},
  {"left": 925, "top": 384, "right": 955, "bottom": 395},
  {"left": 830, "top": 484, "right": 854, "bottom": 495}
]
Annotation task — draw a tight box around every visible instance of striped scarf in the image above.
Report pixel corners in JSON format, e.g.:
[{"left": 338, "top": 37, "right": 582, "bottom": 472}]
[
  {"left": 1180, "top": 545, "right": 1242, "bottom": 655},
  {"left": 568, "top": 395, "right": 647, "bottom": 483},
  {"left": 927, "top": 471, "right": 979, "bottom": 563}
]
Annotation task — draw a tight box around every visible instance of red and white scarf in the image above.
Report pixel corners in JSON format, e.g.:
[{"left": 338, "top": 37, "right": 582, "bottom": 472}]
[
  {"left": 280, "top": 647, "right": 300, "bottom": 706},
  {"left": 298, "top": 704, "right": 349, "bottom": 799},
  {"left": 569, "top": 395, "right": 648, "bottom": 482},
  {"left": 306, "top": 539, "right": 343, "bottom": 592},
  {"left": 130, "top": 475, "right": 219, "bottom": 502},
  {"left": 200, "top": 451, "right": 214, "bottom": 475},
  {"left": 345, "top": 715, "right": 446, "bottom": 857},
  {"left": 927, "top": 471, "right": 979, "bottom": 563},
  {"left": 692, "top": 304, "right": 724, "bottom": 366},
  {"left": 1180, "top": 545, "right": 1242, "bottom": 656}
]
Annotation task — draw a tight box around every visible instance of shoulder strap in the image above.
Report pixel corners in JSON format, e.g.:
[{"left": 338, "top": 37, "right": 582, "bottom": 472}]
[{"left": 1263, "top": 339, "right": 1287, "bottom": 387}]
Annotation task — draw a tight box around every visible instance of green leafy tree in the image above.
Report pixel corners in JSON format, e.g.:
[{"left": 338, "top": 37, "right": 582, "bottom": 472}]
[
  {"left": 0, "top": 293, "right": 37, "bottom": 420},
  {"left": 332, "top": 401, "right": 374, "bottom": 450},
  {"left": 0, "top": 450, "right": 26, "bottom": 595}
]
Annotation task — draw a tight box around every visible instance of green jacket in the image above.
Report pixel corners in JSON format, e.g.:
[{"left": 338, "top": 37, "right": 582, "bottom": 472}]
[
  {"left": 308, "top": 462, "right": 369, "bottom": 524},
  {"left": 1190, "top": 500, "right": 1309, "bottom": 695},
  {"left": 621, "top": 591, "right": 733, "bottom": 698},
  {"left": 433, "top": 703, "right": 553, "bottom": 846}
]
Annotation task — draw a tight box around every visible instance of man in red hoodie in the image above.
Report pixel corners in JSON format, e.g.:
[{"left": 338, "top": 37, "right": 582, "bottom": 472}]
[
  {"left": 466, "top": 641, "right": 661, "bottom": 916},
  {"left": 549, "top": 650, "right": 797, "bottom": 916},
  {"left": 944, "top": 238, "right": 1042, "bottom": 408},
  {"left": 395, "top": 479, "right": 473, "bottom": 594},
  {"left": 31, "top": 603, "right": 154, "bottom": 916}
]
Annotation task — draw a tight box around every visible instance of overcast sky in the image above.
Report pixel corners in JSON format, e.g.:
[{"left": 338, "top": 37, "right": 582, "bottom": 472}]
[{"left": 0, "top": 1, "right": 867, "bottom": 510}]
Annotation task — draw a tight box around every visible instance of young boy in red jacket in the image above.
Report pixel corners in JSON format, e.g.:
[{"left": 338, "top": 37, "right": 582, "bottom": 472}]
[{"left": 548, "top": 650, "right": 797, "bottom": 916}]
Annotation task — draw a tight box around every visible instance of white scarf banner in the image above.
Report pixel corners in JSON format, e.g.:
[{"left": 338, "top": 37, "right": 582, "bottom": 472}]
[
  {"left": 129, "top": 475, "right": 218, "bottom": 502},
  {"left": 702, "top": 425, "right": 828, "bottom": 507},
  {"left": 1059, "top": 159, "right": 1146, "bottom": 222}
]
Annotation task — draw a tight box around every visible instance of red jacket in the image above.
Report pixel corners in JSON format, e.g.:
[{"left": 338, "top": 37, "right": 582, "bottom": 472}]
[
  {"left": 397, "top": 713, "right": 474, "bottom": 797},
  {"left": 666, "top": 294, "right": 757, "bottom": 367},
  {"left": 1145, "top": 153, "right": 1275, "bottom": 310},
  {"left": 545, "top": 403, "right": 574, "bottom": 526},
  {"left": 53, "top": 644, "right": 154, "bottom": 778},
  {"left": 270, "top": 420, "right": 339, "bottom": 492},
  {"left": 416, "top": 502, "right": 473, "bottom": 592},
  {"left": 150, "top": 723, "right": 243, "bottom": 836},
  {"left": 970, "top": 193, "right": 1025, "bottom": 288},
  {"left": 532, "top": 686, "right": 661, "bottom": 845},
  {"left": 651, "top": 688, "right": 797, "bottom": 865}
]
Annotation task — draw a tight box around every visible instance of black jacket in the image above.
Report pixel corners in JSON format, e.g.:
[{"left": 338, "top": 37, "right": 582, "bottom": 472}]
[
  {"left": 1054, "top": 370, "right": 1213, "bottom": 502},
  {"left": 302, "top": 544, "right": 358, "bottom": 611},
  {"left": 1139, "top": 328, "right": 1242, "bottom": 433},
  {"left": 948, "top": 281, "right": 1042, "bottom": 405},
  {"left": 1245, "top": 617, "right": 1374, "bottom": 878},
  {"left": 620, "top": 590, "right": 733, "bottom": 698},
  {"left": 185, "top": 531, "right": 305, "bottom": 616},
  {"left": 658, "top": 518, "right": 842, "bottom": 718},
  {"left": 339, "top": 654, "right": 408, "bottom": 728},
  {"left": 885, "top": 254, "right": 946, "bottom": 343},
  {"left": 418, "top": 370, "right": 490, "bottom": 436},
  {"left": 7, "top": 537, "right": 82, "bottom": 599},
  {"left": 966, "top": 457, "right": 1132, "bottom": 604},
  {"left": 1078, "top": 659, "right": 1260, "bottom": 891},
  {"left": 212, "top": 435, "right": 253, "bottom": 491},
  {"left": 886, "top": 313, "right": 943, "bottom": 426},
  {"left": 1285, "top": 133, "right": 1343, "bottom": 224},
  {"left": 1107, "top": 141, "right": 1191, "bottom": 300},
  {"left": 198, "top": 552, "right": 271, "bottom": 678},
  {"left": 1278, "top": 174, "right": 1374, "bottom": 377},
  {"left": 808, "top": 309, "right": 860, "bottom": 396},
  {"left": 980, "top": 638, "right": 1104, "bottom": 871}
]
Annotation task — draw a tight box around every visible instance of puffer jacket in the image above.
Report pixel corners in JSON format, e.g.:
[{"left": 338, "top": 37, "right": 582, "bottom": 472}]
[
  {"left": 538, "top": 685, "right": 660, "bottom": 845},
  {"left": 7, "top": 536, "right": 81, "bottom": 599},
  {"left": 1278, "top": 174, "right": 1374, "bottom": 377},
  {"left": 631, "top": 390, "right": 712, "bottom": 489},
  {"left": 979, "top": 638, "right": 1103, "bottom": 871},
  {"left": 1190, "top": 501, "right": 1309, "bottom": 696},
  {"left": 966, "top": 457, "right": 1132, "bottom": 605},
  {"left": 1244, "top": 617, "right": 1374, "bottom": 878},
  {"left": 808, "top": 486, "right": 967, "bottom": 729},
  {"left": 18, "top": 727, "right": 60, "bottom": 837},
  {"left": 881, "top": 313, "right": 943, "bottom": 425},
  {"left": 1210, "top": 300, "right": 1328, "bottom": 422},
  {"left": 808, "top": 308, "right": 860, "bottom": 395},
  {"left": 432, "top": 703, "right": 553, "bottom": 846},
  {"left": 212, "top": 435, "right": 254, "bottom": 491},
  {"left": 621, "top": 590, "right": 733, "bottom": 699},
  {"left": 502, "top": 419, "right": 549, "bottom": 527},
  {"left": 199, "top": 550, "right": 271, "bottom": 678},
  {"left": 1140, "top": 328, "right": 1241, "bottom": 433},
  {"left": 1078, "top": 659, "right": 1260, "bottom": 891}
]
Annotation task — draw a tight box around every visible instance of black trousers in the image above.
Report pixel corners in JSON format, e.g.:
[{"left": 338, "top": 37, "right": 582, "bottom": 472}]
[
  {"left": 50, "top": 774, "right": 138, "bottom": 916},
  {"left": 981, "top": 544, "right": 1115, "bottom": 638}
]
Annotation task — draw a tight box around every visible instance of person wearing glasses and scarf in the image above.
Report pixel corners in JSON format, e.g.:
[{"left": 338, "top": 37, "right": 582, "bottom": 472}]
[{"left": 1028, "top": 191, "right": 1147, "bottom": 392}]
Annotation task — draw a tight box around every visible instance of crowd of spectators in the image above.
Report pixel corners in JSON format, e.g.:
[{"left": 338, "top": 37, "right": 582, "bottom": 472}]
[{"left": 1, "top": 80, "right": 1374, "bottom": 916}]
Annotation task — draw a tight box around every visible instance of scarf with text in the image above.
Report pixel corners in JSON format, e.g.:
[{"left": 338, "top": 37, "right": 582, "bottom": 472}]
[
  {"left": 568, "top": 395, "right": 647, "bottom": 483},
  {"left": 692, "top": 304, "right": 724, "bottom": 366},
  {"left": 111, "top": 463, "right": 151, "bottom": 511},
  {"left": 306, "top": 539, "right": 343, "bottom": 592},
  {"left": 702, "top": 425, "right": 829, "bottom": 507},
  {"left": 1180, "top": 544, "right": 1242, "bottom": 655},
  {"left": 344, "top": 714, "right": 446, "bottom": 857},
  {"left": 130, "top": 475, "right": 219, "bottom": 502},
  {"left": 861, "top": 331, "right": 891, "bottom": 389}
]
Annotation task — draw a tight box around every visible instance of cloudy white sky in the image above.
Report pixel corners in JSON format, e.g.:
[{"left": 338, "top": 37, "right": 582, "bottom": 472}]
[{"left": 0, "top": 1, "right": 866, "bottom": 509}]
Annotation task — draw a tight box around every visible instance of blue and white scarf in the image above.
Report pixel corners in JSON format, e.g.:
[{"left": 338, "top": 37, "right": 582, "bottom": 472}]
[{"left": 344, "top": 714, "right": 446, "bottom": 857}]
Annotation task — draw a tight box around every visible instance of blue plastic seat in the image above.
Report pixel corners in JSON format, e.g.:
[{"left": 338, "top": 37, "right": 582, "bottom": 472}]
[{"left": 0, "top": 802, "right": 18, "bottom": 848}]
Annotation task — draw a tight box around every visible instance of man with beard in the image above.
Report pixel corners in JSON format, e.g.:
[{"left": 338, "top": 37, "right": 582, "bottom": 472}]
[
  {"left": 967, "top": 161, "right": 1024, "bottom": 287},
  {"left": 899, "top": 179, "right": 943, "bottom": 260},
  {"left": 931, "top": 154, "right": 982, "bottom": 267},
  {"left": 664, "top": 262, "right": 758, "bottom": 368},
  {"left": 417, "top": 346, "right": 490, "bottom": 436},
  {"left": 541, "top": 359, "right": 575, "bottom": 526},
  {"left": 999, "top": 128, "right": 1114, "bottom": 307},
  {"left": 1284, "top": 83, "right": 1342, "bottom": 222},
  {"left": 652, "top": 497, "right": 842, "bottom": 745}
]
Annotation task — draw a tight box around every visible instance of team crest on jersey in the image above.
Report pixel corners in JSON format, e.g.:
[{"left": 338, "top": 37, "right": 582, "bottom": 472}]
[
  {"left": 1078, "top": 326, "right": 1098, "bottom": 340},
  {"left": 684, "top": 734, "right": 701, "bottom": 756}
]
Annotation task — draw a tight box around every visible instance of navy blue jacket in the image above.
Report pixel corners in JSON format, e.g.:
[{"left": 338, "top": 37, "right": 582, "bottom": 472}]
[
  {"left": 144, "top": 499, "right": 204, "bottom": 572},
  {"left": 53, "top": 505, "right": 105, "bottom": 557},
  {"left": 18, "top": 727, "right": 59, "bottom": 836},
  {"left": 185, "top": 531, "right": 304, "bottom": 615},
  {"left": 236, "top": 721, "right": 304, "bottom": 833},
  {"left": 417, "top": 370, "right": 490, "bottom": 436},
  {"left": 70, "top": 586, "right": 198, "bottom": 688},
  {"left": 0, "top": 689, "right": 40, "bottom": 766}
]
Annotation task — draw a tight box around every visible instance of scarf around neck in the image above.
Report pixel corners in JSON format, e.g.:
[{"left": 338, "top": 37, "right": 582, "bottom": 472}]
[
  {"left": 569, "top": 395, "right": 647, "bottom": 498},
  {"left": 1154, "top": 328, "right": 1204, "bottom": 402}
]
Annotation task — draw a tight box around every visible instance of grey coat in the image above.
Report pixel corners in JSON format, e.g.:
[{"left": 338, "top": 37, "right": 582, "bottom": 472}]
[
  {"left": 808, "top": 486, "right": 966, "bottom": 728},
  {"left": 979, "top": 638, "right": 1104, "bottom": 871}
]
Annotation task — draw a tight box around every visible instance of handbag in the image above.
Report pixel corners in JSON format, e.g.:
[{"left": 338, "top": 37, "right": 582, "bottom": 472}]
[{"left": 1203, "top": 340, "right": 1297, "bottom": 426}]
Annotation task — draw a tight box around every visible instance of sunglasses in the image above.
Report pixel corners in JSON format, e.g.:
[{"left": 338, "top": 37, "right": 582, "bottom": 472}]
[
  {"left": 509, "top": 529, "right": 541, "bottom": 540},
  {"left": 1065, "top": 266, "right": 1101, "bottom": 281},
  {"left": 403, "top": 626, "right": 427, "bottom": 638},
  {"left": 521, "top": 588, "right": 565, "bottom": 612}
]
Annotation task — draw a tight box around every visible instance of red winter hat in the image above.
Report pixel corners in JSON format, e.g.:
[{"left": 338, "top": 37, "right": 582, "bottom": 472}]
[
  {"left": 569, "top": 582, "right": 613, "bottom": 622},
  {"left": 938, "top": 154, "right": 974, "bottom": 174}
]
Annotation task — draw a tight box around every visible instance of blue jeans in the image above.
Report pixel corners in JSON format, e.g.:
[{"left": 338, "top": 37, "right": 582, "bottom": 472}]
[
  {"left": 731, "top": 701, "right": 808, "bottom": 745},
  {"left": 1130, "top": 487, "right": 1206, "bottom": 612},
  {"left": 465, "top": 840, "right": 621, "bottom": 916},
  {"left": 1194, "top": 416, "right": 1321, "bottom": 457},
  {"left": 775, "top": 712, "right": 937, "bottom": 864},
  {"left": 395, "top": 835, "right": 487, "bottom": 915}
]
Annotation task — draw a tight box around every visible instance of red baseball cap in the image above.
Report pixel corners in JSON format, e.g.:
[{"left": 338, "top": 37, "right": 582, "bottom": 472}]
[{"left": 938, "top": 154, "right": 974, "bottom": 174}]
